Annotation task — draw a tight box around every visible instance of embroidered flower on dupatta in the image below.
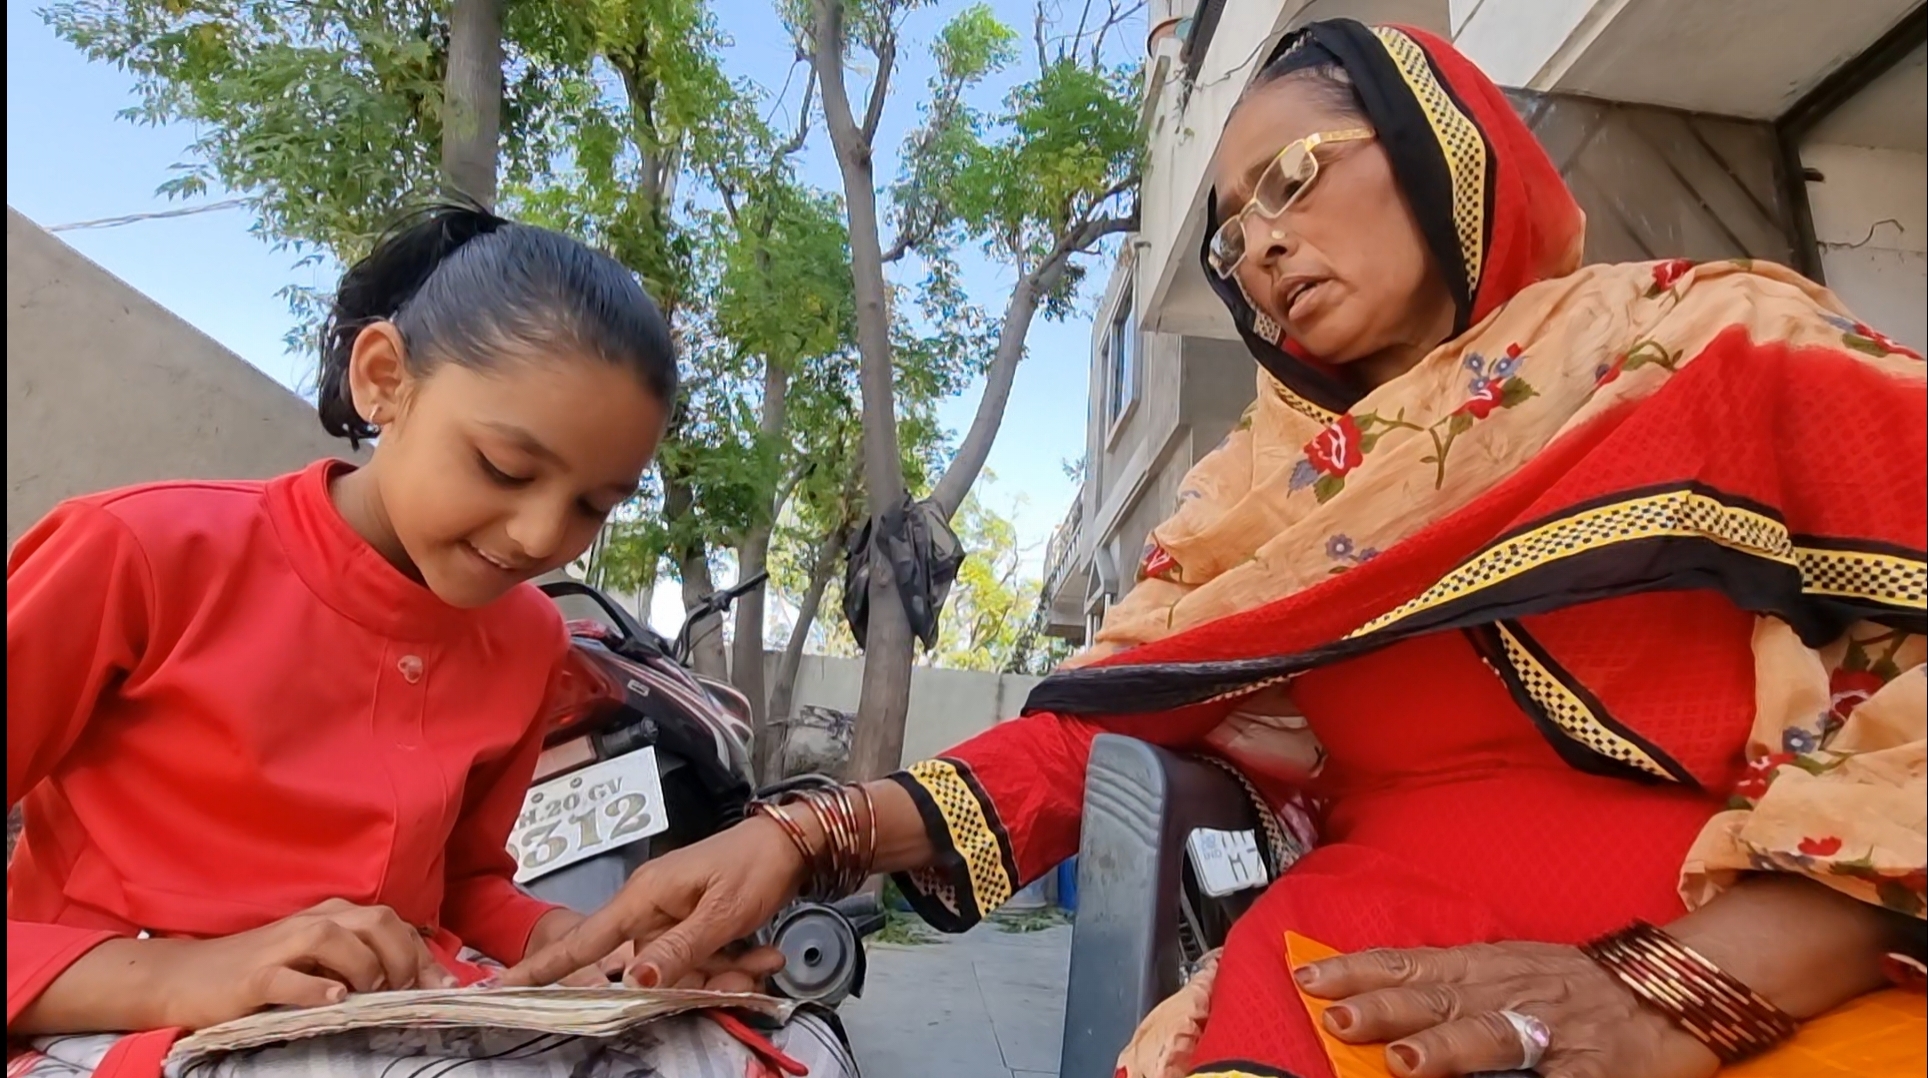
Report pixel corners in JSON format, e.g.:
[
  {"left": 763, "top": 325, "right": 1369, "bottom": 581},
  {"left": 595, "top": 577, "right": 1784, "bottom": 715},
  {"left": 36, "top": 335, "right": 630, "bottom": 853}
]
[
  {"left": 1645, "top": 259, "right": 1694, "bottom": 298},
  {"left": 1457, "top": 345, "right": 1536, "bottom": 419},
  {"left": 1732, "top": 752, "right": 1797, "bottom": 803},
  {"left": 1140, "top": 540, "right": 1180, "bottom": 582},
  {"left": 1306, "top": 414, "right": 1365, "bottom": 477},
  {"left": 1823, "top": 313, "right": 1922, "bottom": 360},
  {"left": 1830, "top": 667, "right": 1887, "bottom": 723},
  {"left": 1291, "top": 344, "right": 1540, "bottom": 504},
  {"left": 1324, "top": 533, "right": 1380, "bottom": 574},
  {"left": 1595, "top": 337, "right": 1683, "bottom": 387}
]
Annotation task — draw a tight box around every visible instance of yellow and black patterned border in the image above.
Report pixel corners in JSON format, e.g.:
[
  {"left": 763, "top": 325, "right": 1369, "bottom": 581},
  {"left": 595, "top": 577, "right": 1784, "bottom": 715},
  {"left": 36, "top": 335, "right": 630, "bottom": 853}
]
[
  {"left": 1480, "top": 621, "right": 1694, "bottom": 785},
  {"left": 1273, "top": 377, "right": 1341, "bottom": 426},
  {"left": 1349, "top": 487, "right": 1888, "bottom": 640},
  {"left": 1348, "top": 488, "right": 1785, "bottom": 637},
  {"left": 1189, "top": 1063, "right": 1304, "bottom": 1078},
  {"left": 1371, "top": 26, "right": 1489, "bottom": 294},
  {"left": 1797, "top": 545, "right": 1927, "bottom": 608},
  {"left": 1029, "top": 482, "right": 1925, "bottom": 725},
  {"left": 887, "top": 758, "right": 1020, "bottom": 932}
]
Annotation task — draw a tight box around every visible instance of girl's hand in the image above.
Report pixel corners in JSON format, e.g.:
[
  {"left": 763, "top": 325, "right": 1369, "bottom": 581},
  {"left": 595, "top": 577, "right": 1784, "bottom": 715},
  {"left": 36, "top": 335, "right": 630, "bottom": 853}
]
[
  {"left": 15, "top": 898, "right": 459, "bottom": 1035},
  {"left": 1296, "top": 941, "right": 1720, "bottom": 1078},
  {"left": 504, "top": 816, "right": 804, "bottom": 991}
]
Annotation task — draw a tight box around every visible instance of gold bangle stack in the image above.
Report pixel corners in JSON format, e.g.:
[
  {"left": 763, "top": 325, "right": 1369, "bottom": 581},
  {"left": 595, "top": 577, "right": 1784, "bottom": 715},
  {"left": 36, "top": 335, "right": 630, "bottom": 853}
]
[
  {"left": 1581, "top": 920, "right": 1799, "bottom": 1065},
  {"left": 746, "top": 783, "right": 877, "bottom": 902}
]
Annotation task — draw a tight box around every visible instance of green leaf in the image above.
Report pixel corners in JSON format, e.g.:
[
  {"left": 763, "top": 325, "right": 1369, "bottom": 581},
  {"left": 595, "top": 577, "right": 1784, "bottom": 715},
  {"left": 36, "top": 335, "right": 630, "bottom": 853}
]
[
  {"left": 1876, "top": 879, "right": 1926, "bottom": 916},
  {"left": 1845, "top": 335, "right": 1890, "bottom": 357},
  {"left": 1499, "top": 379, "right": 1538, "bottom": 407},
  {"left": 1313, "top": 474, "right": 1346, "bottom": 503},
  {"left": 1447, "top": 411, "right": 1474, "bottom": 436},
  {"left": 1827, "top": 855, "right": 1880, "bottom": 880}
]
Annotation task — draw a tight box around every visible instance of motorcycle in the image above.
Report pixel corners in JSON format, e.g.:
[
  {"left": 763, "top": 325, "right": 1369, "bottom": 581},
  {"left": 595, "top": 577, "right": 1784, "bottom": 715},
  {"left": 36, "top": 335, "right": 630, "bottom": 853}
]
[{"left": 510, "top": 574, "right": 886, "bottom": 1009}]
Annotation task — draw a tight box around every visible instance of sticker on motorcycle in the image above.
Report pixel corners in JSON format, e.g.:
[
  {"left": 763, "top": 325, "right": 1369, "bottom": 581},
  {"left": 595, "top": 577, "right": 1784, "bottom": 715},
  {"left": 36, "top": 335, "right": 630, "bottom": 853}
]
[{"left": 509, "top": 748, "right": 669, "bottom": 883}]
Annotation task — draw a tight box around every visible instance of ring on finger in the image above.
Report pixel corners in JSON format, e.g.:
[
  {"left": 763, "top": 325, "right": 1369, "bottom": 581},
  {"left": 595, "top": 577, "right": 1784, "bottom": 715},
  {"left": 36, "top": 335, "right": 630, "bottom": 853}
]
[{"left": 1497, "top": 1009, "right": 1552, "bottom": 1070}]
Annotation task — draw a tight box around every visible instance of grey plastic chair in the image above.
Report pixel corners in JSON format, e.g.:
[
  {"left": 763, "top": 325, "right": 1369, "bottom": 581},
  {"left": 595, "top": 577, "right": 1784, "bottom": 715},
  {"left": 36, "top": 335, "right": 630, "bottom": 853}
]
[
  {"left": 1057, "top": 734, "right": 1258, "bottom": 1078},
  {"left": 1057, "top": 734, "right": 1536, "bottom": 1078}
]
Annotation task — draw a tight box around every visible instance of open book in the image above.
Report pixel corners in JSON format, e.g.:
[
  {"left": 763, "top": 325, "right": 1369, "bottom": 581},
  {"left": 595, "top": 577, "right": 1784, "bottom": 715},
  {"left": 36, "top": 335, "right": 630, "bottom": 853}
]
[{"left": 166, "top": 986, "right": 798, "bottom": 1065}]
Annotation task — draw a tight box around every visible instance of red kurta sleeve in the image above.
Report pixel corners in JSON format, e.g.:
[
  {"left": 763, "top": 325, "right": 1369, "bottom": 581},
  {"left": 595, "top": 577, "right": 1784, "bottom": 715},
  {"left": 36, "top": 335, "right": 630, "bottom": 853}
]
[
  {"left": 888, "top": 699, "right": 1231, "bottom": 932},
  {"left": 438, "top": 632, "right": 568, "bottom": 965},
  {"left": 7, "top": 503, "right": 156, "bottom": 1026}
]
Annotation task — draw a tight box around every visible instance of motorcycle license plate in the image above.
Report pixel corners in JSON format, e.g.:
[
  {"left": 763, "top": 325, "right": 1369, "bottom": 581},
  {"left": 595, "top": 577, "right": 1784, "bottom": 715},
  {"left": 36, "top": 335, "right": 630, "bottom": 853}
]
[
  {"left": 509, "top": 748, "right": 669, "bottom": 883},
  {"left": 1185, "top": 827, "right": 1268, "bottom": 898}
]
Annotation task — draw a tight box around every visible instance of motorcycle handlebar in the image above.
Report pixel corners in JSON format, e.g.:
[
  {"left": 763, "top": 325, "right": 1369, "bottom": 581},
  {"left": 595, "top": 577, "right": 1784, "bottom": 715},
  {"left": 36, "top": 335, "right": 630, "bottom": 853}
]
[{"left": 670, "top": 571, "right": 772, "bottom": 661}]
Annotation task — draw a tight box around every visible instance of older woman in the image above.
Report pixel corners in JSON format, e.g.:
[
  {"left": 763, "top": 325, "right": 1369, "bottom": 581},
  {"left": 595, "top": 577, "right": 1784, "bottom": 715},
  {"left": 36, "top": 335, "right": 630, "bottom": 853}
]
[{"left": 514, "top": 19, "right": 1927, "bottom": 1078}]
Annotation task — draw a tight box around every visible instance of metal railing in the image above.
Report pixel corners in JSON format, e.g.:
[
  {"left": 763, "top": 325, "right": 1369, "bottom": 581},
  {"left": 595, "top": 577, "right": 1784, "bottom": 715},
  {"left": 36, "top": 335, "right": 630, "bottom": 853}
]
[{"left": 1041, "top": 488, "right": 1086, "bottom": 602}]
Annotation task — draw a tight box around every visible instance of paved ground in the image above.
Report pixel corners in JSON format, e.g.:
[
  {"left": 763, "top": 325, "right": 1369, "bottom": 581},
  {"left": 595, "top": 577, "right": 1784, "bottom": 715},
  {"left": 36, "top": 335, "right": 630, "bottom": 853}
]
[{"left": 842, "top": 920, "right": 1072, "bottom": 1078}]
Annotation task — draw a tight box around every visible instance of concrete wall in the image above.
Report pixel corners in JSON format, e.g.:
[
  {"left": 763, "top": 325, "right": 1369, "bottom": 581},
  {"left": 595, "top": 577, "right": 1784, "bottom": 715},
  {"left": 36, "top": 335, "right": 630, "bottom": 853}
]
[
  {"left": 7, "top": 208, "right": 355, "bottom": 544},
  {"left": 1802, "top": 144, "right": 1928, "bottom": 354},
  {"left": 1799, "top": 45, "right": 1928, "bottom": 355},
  {"left": 1450, "top": 0, "right": 1918, "bottom": 119},
  {"left": 764, "top": 652, "right": 1045, "bottom": 768}
]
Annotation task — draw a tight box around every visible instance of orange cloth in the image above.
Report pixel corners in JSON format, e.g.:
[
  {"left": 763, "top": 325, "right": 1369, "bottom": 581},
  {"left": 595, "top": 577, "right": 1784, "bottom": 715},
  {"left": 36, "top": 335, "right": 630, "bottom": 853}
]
[{"left": 1284, "top": 933, "right": 1927, "bottom": 1077}]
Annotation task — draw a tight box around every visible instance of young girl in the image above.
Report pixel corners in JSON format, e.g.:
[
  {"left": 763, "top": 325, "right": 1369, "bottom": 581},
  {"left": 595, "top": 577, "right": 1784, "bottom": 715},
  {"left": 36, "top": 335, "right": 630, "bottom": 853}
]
[{"left": 6, "top": 206, "right": 850, "bottom": 1077}]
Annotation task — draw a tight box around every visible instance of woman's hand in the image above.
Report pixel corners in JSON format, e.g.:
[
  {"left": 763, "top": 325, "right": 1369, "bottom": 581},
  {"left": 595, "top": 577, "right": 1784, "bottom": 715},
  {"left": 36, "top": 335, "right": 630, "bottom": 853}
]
[
  {"left": 1296, "top": 942, "right": 1720, "bottom": 1078},
  {"left": 524, "top": 908, "right": 632, "bottom": 988},
  {"left": 13, "top": 899, "right": 459, "bottom": 1035},
  {"left": 503, "top": 815, "right": 805, "bottom": 991},
  {"left": 522, "top": 911, "right": 780, "bottom": 991}
]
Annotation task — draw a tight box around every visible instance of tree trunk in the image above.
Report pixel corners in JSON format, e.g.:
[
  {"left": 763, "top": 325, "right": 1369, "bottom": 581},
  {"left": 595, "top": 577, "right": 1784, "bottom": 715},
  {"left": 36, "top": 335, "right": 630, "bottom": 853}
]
[
  {"left": 678, "top": 549, "right": 728, "bottom": 679},
  {"left": 812, "top": 0, "right": 916, "bottom": 781},
  {"left": 442, "top": 0, "right": 503, "bottom": 209},
  {"left": 663, "top": 472, "right": 729, "bottom": 679},
  {"left": 730, "top": 360, "right": 791, "bottom": 725},
  {"left": 929, "top": 214, "right": 1134, "bottom": 517},
  {"left": 929, "top": 276, "right": 1043, "bottom": 518},
  {"left": 761, "top": 524, "right": 845, "bottom": 781}
]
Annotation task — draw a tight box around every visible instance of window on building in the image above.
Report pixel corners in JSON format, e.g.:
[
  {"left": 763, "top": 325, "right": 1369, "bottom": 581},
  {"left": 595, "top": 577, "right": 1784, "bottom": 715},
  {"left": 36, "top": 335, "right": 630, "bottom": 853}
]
[{"left": 1102, "top": 284, "right": 1138, "bottom": 432}]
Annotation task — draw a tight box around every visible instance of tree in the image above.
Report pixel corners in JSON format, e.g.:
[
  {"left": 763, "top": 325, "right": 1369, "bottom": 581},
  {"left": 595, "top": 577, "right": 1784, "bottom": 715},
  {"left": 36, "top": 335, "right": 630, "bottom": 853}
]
[
  {"left": 443, "top": 0, "right": 503, "bottom": 206},
  {"left": 925, "top": 485, "right": 1069, "bottom": 674},
  {"left": 803, "top": 0, "right": 1142, "bottom": 779},
  {"left": 47, "top": 0, "right": 791, "bottom": 681}
]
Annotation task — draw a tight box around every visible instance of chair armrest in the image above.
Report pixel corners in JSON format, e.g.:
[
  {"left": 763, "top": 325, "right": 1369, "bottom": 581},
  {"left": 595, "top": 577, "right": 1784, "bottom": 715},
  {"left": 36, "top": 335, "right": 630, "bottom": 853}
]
[{"left": 1058, "top": 734, "right": 1258, "bottom": 1078}]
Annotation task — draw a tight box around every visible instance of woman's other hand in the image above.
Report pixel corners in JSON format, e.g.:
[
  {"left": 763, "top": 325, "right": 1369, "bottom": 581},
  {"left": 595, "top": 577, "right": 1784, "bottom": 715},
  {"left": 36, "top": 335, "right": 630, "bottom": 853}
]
[
  {"left": 503, "top": 815, "right": 805, "bottom": 991},
  {"left": 1116, "top": 948, "right": 1223, "bottom": 1078},
  {"left": 1205, "top": 684, "right": 1325, "bottom": 786},
  {"left": 13, "top": 898, "right": 458, "bottom": 1035},
  {"left": 1295, "top": 941, "right": 1720, "bottom": 1078}
]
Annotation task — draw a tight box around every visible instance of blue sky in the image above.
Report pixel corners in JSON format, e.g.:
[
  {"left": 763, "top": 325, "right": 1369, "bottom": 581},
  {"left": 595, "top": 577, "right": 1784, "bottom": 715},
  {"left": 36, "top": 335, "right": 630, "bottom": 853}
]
[{"left": 6, "top": 0, "right": 1120, "bottom": 610}]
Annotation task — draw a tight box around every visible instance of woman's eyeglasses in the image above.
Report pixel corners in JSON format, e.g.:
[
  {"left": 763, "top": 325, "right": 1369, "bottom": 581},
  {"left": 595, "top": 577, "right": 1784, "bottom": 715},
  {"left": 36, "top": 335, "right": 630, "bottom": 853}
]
[{"left": 1208, "top": 128, "right": 1375, "bottom": 279}]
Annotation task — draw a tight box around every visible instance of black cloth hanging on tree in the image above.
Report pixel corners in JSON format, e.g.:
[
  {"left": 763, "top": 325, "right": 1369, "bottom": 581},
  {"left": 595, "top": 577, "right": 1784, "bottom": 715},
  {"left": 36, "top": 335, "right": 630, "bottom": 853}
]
[{"left": 841, "top": 494, "right": 965, "bottom": 651}]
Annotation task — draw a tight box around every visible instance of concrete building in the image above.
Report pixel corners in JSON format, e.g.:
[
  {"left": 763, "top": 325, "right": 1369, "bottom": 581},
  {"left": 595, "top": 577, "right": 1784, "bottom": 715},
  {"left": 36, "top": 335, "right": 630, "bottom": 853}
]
[
  {"left": 1042, "top": 0, "right": 1926, "bottom": 643},
  {"left": 7, "top": 208, "right": 359, "bottom": 544}
]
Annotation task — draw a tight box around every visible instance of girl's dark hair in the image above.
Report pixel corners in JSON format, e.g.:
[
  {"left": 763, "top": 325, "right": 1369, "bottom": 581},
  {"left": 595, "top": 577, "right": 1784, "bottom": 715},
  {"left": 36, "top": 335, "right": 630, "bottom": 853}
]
[{"left": 317, "top": 202, "right": 679, "bottom": 446}]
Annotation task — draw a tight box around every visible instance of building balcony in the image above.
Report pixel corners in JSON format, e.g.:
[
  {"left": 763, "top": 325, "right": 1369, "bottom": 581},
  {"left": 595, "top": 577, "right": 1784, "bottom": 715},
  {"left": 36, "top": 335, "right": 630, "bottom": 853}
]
[{"left": 1040, "top": 484, "right": 1090, "bottom": 640}]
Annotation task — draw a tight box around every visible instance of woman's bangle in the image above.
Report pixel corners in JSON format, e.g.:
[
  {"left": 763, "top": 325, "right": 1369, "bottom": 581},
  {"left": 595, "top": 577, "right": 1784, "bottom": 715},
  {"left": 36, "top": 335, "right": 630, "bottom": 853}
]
[
  {"left": 1582, "top": 919, "right": 1799, "bottom": 1064},
  {"left": 747, "top": 784, "right": 877, "bottom": 902}
]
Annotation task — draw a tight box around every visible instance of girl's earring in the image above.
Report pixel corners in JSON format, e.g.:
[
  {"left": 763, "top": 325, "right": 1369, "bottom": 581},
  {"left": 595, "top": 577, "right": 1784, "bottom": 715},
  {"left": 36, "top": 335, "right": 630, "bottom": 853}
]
[{"left": 1270, "top": 229, "right": 1287, "bottom": 241}]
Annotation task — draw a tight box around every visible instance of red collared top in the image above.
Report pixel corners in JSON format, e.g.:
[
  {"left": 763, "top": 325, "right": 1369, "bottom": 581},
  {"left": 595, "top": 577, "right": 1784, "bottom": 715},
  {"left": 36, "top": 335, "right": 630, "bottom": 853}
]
[{"left": 7, "top": 459, "right": 569, "bottom": 1029}]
